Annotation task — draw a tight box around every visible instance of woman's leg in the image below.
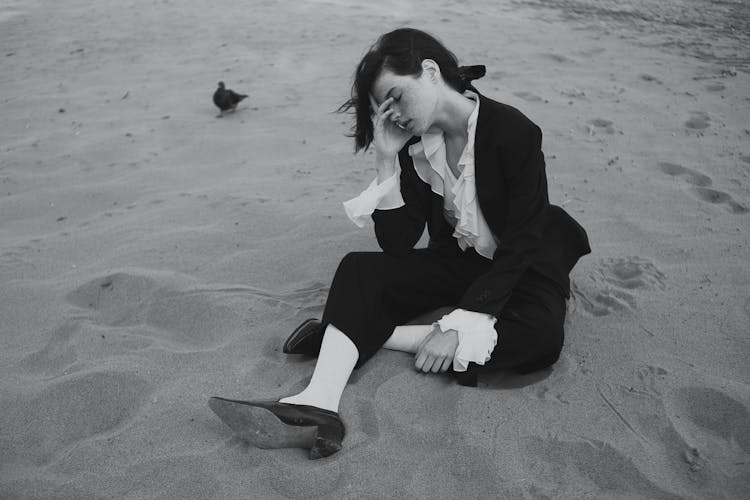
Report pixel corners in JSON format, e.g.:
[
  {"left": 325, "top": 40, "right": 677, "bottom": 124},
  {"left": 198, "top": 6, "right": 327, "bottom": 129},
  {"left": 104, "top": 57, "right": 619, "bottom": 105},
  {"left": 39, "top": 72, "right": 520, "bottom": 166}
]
[
  {"left": 279, "top": 324, "right": 358, "bottom": 412},
  {"left": 383, "top": 324, "right": 433, "bottom": 353},
  {"left": 480, "top": 269, "right": 567, "bottom": 374},
  {"left": 322, "top": 251, "right": 490, "bottom": 366},
  {"left": 280, "top": 251, "right": 489, "bottom": 410},
  {"left": 382, "top": 306, "right": 454, "bottom": 353}
]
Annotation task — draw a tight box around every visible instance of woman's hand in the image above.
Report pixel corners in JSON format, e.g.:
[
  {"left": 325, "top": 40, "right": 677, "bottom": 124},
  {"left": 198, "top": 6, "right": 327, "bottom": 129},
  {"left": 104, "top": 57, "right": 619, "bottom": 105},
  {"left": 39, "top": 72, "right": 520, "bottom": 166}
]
[
  {"left": 369, "top": 94, "right": 412, "bottom": 161},
  {"left": 414, "top": 326, "right": 459, "bottom": 373}
]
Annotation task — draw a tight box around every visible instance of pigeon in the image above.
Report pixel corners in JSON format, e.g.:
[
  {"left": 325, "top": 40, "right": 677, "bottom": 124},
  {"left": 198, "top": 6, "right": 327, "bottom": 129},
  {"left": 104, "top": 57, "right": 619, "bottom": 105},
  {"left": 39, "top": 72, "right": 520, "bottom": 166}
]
[{"left": 213, "top": 81, "right": 248, "bottom": 116}]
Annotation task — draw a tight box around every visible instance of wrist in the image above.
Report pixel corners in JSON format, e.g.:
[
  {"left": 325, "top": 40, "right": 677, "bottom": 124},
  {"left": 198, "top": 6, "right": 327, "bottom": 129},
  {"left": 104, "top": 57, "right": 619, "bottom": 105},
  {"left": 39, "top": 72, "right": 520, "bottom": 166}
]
[
  {"left": 375, "top": 155, "right": 397, "bottom": 183},
  {"left": 436, "top": 325, "right": 458, "bottom": 339}
]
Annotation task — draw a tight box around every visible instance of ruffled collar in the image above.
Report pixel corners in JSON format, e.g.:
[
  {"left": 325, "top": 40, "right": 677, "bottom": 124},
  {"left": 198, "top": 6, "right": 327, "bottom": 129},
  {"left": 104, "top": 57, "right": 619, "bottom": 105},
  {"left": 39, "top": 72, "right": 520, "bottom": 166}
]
[
  {"left": 404, "top": 91, "right": 496, "bottom": 259},
  {"left": 408, "top": 90, "right": 480, "bottom": 175}
]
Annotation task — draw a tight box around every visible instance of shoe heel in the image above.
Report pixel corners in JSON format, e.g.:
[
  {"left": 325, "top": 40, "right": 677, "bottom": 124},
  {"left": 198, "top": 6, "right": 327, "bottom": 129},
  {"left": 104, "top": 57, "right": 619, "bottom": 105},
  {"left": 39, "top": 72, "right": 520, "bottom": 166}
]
[{"left": 309, "top": 422, "right": 344, "bottom": 459}]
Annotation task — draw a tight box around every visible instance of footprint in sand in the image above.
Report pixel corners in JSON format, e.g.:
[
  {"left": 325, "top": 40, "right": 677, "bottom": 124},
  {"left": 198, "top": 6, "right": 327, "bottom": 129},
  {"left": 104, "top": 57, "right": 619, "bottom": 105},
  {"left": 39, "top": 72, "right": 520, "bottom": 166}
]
[
  {"left": 684, "top": 111, "right": 710, "bottom": 130},
  {"left": 585, "top": 118, "right": 615, "bottom": 135},
  {"left": 541, "top": 53, "right": 571, "bottom": 64},
  {"left": 513, "top": 91, "right": 544, "bottom": 102},
  {"left": 639, "top": 73, "right": 663, "bottom": 84},
  {"left": 601, "top": 257, "right": 666, "bottom": 290},
  {"left": 657, "top": 162, "right": 712, "bottom": 187},
  {"left": 691, "top": 186, "right": 748, "bottom": 214},
  {"left": 740, "top": 155, "right": 750, "bottom": 165},
  {"left": 571, "top": 257, "right": 665, "bottom": 316},
  {"left": 657, "top": 162, "right": 748, "bottom": 214},
  {"left": 705, "top": 82, "right": 725, "bottom": 92}
]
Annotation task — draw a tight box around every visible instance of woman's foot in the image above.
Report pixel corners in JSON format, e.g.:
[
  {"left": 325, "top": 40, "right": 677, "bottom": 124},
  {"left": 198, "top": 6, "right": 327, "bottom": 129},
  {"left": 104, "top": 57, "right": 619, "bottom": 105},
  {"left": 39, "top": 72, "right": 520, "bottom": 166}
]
[
  {"left": 208, "top": 397, "right": 345, "bottom": 459},
  {"left": 282, "top": 318, "right": 323, "bottom": 355}
]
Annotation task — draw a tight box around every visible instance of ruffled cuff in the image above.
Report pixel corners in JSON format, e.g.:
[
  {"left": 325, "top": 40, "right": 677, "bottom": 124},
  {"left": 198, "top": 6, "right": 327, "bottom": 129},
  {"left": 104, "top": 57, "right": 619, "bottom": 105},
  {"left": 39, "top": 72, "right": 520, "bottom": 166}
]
[
  {"left": 342, "top": 171, "right": 405, "bottom": 228},
  {"left": 436, "top": 308, "right": 498, "bottom": 372}
]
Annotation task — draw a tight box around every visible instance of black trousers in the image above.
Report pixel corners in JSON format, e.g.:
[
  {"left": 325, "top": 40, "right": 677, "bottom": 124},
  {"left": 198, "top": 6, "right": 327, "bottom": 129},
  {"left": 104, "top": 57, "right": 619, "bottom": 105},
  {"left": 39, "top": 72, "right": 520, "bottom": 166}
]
[{"left": 321, "top": 249, "right": 567, "bottom": 379}]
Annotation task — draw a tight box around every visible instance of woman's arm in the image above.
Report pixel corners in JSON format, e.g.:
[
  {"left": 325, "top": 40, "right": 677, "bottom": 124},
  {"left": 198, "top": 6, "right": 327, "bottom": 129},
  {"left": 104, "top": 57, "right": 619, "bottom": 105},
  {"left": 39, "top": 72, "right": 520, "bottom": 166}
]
[
  {"left": 371, "top": 148, "right": 430, "bottom": 255},
  {"left": 458, "top": 122, "right": 548, "bottom": 315}
]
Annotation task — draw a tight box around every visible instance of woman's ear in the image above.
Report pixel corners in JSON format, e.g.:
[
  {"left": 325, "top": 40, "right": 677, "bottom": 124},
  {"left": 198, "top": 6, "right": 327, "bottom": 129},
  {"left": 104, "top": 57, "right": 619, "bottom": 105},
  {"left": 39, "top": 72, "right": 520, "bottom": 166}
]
[{"left": 421, "top": 59, "right": 440, "bottom": 83}]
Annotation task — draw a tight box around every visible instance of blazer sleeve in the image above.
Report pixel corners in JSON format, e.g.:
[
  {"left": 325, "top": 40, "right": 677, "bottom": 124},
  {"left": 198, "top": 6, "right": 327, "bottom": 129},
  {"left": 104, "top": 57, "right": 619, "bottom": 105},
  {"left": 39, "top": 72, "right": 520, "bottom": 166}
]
[
  {"left": 457, "top": 122, "right": 548, "bottom": 315},
  {"left": 371, "top": 148, "right": 431, "bottom": 256}
]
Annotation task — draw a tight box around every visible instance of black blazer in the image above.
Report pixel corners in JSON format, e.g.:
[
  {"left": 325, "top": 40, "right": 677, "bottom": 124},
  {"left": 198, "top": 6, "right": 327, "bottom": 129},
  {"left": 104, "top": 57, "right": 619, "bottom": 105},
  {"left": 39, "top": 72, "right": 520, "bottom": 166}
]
[{"left": 371, "top": 93, "right": 591, "bottom": 316}]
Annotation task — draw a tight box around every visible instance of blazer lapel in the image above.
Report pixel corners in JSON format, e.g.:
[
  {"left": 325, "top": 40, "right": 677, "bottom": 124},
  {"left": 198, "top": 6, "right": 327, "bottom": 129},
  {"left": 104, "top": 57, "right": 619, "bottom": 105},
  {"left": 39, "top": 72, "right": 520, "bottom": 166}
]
[{"left": 473, "top": 94, "right": 505, "bottom": 233}]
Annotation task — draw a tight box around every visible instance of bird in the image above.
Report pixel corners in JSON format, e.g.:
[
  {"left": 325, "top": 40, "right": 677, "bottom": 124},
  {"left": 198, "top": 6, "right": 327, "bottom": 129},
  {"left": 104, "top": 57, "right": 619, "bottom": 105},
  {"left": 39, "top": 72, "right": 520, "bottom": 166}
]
[{"left": 213, "top": 81, "right": 248, "bottom": 116}]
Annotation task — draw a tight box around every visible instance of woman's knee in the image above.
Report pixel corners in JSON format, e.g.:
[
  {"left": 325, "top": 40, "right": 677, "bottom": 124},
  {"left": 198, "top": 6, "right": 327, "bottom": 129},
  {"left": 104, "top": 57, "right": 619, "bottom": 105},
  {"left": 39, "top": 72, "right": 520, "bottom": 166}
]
[
  {"left": 336, "top": 251, "right": 401, "bottom": 278},
  {"left": 339, "top": 251, "right": 379, "bottom": 268}
]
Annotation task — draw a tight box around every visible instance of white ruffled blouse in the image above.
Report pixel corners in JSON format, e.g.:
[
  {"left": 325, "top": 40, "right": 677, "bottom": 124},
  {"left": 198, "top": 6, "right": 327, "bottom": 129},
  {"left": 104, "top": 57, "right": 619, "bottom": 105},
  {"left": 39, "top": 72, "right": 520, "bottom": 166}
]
[{"left": 342, "top": 91, "right": 498, "bottom": 372}]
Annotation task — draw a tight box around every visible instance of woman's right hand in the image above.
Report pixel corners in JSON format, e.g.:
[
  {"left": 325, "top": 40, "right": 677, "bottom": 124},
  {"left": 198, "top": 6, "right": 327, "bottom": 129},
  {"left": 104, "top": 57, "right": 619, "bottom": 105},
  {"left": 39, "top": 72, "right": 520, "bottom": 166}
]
[{"left": 369, "top": 94, "right": 412, "bottom": 161}]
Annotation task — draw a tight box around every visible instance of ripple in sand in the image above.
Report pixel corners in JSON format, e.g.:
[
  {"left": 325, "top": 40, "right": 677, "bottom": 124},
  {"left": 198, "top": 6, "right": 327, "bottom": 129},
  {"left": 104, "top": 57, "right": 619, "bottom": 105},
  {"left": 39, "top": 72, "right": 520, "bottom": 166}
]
[
  {"left": 604, "top": 380, "right": 750, "bottom": 493},
  {"left": 108, "top": 456, "right": 221, "bottom": 499},
  {"left": 0, "top": 370, "right": 152, "bottom": 465},
  {"left": 266, "top": 455, "right": 345, "bottom": 498},
  {"left": 19, "top": 318, "right": 80, "bottom": 375},
  {"left": 66, "top": 271, "right": 243, "bottom": 349},
  {"left": 523, "top": 436, "right": 682, "bottom": 499},
  {"left": 671, "top": 387, "right": 750, "bottom": 454}
]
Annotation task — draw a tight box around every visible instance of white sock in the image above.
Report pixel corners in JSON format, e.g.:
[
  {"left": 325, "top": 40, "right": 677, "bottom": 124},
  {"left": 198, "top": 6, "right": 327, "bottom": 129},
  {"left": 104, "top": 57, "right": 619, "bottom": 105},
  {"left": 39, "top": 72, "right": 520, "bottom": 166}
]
[
  {"left": 279, "top": 324, "right": 358, "bottom": 412},
  {"left": 383, "top": 324, "right": 433, "bottom": 353}
]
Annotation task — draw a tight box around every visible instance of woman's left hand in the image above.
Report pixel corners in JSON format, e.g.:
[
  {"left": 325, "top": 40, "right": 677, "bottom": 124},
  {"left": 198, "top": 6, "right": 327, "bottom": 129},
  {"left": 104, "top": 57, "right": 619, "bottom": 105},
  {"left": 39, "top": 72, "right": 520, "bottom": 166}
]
[{"left": 415, "top": 327, "right": 459, "bottom": 373}]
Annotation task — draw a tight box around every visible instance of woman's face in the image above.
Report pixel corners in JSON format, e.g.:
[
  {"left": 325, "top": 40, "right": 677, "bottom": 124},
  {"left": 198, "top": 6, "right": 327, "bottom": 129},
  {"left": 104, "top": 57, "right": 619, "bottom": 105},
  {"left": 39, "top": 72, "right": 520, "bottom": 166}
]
[{"left": 371, "top": 62, "right": 439, "bottom": 136}]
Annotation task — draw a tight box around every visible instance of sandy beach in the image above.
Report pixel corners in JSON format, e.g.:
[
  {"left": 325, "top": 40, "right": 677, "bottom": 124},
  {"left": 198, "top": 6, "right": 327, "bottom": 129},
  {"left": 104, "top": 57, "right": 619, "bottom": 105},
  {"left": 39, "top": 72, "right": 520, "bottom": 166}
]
[{"left": 1, "top": 0, "right": 749, "bottom": 498}]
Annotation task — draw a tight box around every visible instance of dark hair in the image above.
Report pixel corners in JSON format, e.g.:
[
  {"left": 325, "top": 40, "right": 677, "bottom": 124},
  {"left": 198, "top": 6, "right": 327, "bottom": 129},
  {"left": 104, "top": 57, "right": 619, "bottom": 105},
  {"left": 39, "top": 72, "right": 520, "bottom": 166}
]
[{"left": 338, "top": 28, "right": 471, "bottom": 153}]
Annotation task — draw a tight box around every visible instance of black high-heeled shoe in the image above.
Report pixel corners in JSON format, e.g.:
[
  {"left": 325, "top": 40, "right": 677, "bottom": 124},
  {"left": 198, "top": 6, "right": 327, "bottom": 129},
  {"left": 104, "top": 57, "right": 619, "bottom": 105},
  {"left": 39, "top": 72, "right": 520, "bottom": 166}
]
[
  {"left": 282, "top": 318, "right": 323, "bottom": 356},
  {"left": 208, "top": 397, "right": 345, "bottom": 459}
]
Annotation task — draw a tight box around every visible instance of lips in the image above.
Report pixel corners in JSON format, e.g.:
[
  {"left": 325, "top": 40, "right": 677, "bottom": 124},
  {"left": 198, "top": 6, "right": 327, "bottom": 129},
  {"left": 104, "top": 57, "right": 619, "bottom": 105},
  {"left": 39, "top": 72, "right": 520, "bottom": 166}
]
[{"left": 397, "top": 119, "right": 411, "bottom": 131}]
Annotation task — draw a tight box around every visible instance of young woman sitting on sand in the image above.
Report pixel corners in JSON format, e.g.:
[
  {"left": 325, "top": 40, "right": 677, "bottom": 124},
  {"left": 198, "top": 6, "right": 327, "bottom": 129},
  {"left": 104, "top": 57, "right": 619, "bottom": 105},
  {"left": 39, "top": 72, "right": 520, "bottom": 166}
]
[{"left": 210, "top": 28, "right": 591, "bottom": 459}]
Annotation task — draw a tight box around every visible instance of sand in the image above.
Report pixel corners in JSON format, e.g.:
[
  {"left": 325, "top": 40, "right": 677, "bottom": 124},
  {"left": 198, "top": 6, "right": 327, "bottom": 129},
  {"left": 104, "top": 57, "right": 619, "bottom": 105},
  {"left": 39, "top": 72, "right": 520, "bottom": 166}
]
[{"left": 1, "top": 0, "right": 749, "bottom": 498}]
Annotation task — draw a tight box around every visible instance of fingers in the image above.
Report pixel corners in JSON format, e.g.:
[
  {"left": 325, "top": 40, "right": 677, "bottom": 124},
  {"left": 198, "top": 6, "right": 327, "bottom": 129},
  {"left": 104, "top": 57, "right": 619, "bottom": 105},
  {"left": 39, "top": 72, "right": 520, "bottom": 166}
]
[
  {"left": 415, "top": 351, "right": 450, "bottom": 374},
  {"left": 414, "top": 350, "right": 428, "bottom": 371},
  {"left": 371, "top": 107, "right": 395, "bottom": 131},
  {"left": 369, "top": 94, "right": 394, "bottom": 120},
  {"left": 439, "top": 356, "right": 452, "bottom": 373},
  {"left": 430, "top": 357, "right": 443, "bottom": 373}
]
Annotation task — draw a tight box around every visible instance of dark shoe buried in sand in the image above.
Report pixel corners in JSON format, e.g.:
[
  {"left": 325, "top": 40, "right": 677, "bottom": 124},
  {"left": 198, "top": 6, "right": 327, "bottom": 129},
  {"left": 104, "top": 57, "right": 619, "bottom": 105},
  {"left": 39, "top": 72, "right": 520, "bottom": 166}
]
[
  {"left": 282, "top": 318, "right": 324, "bottom": 356},
  {"left": 208, "top": 397, "right": 345, "bottom": 459}
]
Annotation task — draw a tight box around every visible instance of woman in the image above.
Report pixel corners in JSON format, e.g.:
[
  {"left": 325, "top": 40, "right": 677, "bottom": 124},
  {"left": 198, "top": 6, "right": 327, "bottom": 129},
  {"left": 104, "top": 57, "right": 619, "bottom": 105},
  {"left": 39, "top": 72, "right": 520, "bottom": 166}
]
[{"left": 209, "top": 28, "right": 591, "bottom": 459}]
